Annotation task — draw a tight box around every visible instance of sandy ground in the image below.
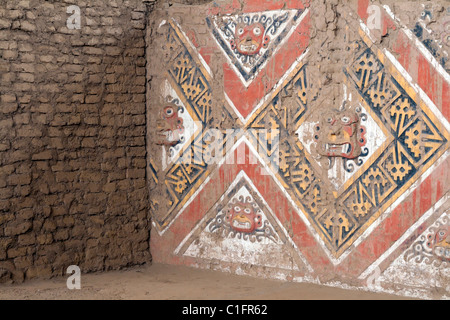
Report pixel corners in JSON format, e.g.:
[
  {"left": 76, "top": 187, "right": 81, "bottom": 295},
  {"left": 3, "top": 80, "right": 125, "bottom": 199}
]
[{"left": 0, "top": 263, "right": 411, "bottom": 300}]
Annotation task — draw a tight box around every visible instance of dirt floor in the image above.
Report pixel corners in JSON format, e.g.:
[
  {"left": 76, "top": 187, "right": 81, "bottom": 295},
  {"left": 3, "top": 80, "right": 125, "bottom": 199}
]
[{"left": 0, "top": 263, "right": 414, "bottom": 300}]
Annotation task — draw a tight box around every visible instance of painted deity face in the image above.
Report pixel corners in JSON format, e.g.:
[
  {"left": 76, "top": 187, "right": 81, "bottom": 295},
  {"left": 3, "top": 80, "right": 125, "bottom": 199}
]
[
  {"left": 156, "top": 104, "right": 184, "bottom": 147},
  {"left": 433, "top": 227, "right": 450, "bottom": 261},
  {"left": 231, "top": 22, "right": 270, "bottom": 56},
  {"left": 314, "top": 109, "right": 367, "bottom": 159},
  {"left": 226, "top": 201, "right": 262, "bottom": 233}
]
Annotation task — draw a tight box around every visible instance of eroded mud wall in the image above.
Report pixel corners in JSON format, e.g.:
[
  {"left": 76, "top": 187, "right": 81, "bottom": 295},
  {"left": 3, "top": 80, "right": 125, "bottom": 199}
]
[
  {"left": 147, "top": 0, "right": 450, "bottom": 299},
  {"left": 0, "top": 0, "right": 152, "bottom": 283}
]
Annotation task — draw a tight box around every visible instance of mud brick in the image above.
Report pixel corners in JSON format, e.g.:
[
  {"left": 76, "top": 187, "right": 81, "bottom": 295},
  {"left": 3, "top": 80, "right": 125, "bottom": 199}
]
[
  {"left": 2, "top": 49, "right": 18, "bottom": 60},
  {"left": 101, "top": 103, "right": 123, "bottom": 115},
  {"left": 85, "top": 95, "right": 102, "bottom": 104},
  {"left": 7, "top": 247, "right": 28, "bottom": 259},
  {"left": 31, "top": 150, "right": 52, "bottom": 161},
  {"left": 0, "top": 18, "right": 12, "bottom": 29},
  {"left": 13, "top": 256, "right": 33, "bottom": 269},
  {"left": 80, "top": 171, "right": 103, "bottom": 182},
  {"left": 1, "top": 93, "right": 16, "bottom": 103},
  {"left": 127, "top": 169, "right": 146, "bottom": 179},
  {"left": 15, "top": 197, "right": 34, "bottom": 209},
  {"left": 1, "top": 103, "right": 19, "bottom": 113},
  {"left": 17, "top": 234, "right": 35, "bottom": 247},
  {"left": 31, "top": 112, "right": 49, "bottom": 125},
  {"left": 61, "top": 217, "right": 75, "bottom": 228},
  {"left": 4, "top": 221, "right": 32, "bottom": 236},
  {"left": 64, "top": 83, "right": 84, "bottom": 93},
  {"left": 127, "top": 146, "right": 146, "bottom": 157},
  {"left": 14, "top": 163, "right": 30, "bottom": 175},
  {"left": 63, "top": 64, "right": 84, "bottom": 73},
  {"left": 132, "top": 158, "right": 147, "bottom": 168},
  {"left": 0, "top": 118, "right": 13, "bottom": 133},
  {"left": 55, "top": 171, "right": 78, "bottom": 183},
  {"left": 83, "top": 116, "right": 99, "bottom": 125},
  {"left": 17, "top": 72, "right": 34, "bottom": 82},
  {"left": 102, "top": 182, "right": 117, "bottom": 193},
  {"left": 1, "top": 73, "right": 15, "bottom": 84},
  {"left": 20, "top": 53, "right": 35, "bottom": 63},
  {"left": 5, "top": 150, "right": 29, "bottom": 163},
  {"left": 36, "top": 234, "right": 53, "bottom": 245},
  {"left": 131, "top": 11, "right": 145, "bottom": 20},
  {"left": 13, "top": 113, "right": 30, "bottom": 125},
  {"left": 54, "top": 229, "right": 70, "bottom": 241},
  {"left": 7, "top": 174, "right": 31, "bottom": 186},
  {"left": 84, "top": 47, "right": 105, "bottom": 56},
  {"left": 87, "top": 74, "right": 102, "bottom": 84},
  {"left": 25, "top": 266, "right": 52, "bottom": 279},
  {"left": 81, "top": 137, "right": 96, "bottom": 148},
  {"left": 52, "top": 206, "right": 67, "bottom": 217},
  {"left": 16, "top": 126, "right": 42, "bottom": 137},
  {"left": 14, "top": 185, "right": 31, "bottom": 197}
]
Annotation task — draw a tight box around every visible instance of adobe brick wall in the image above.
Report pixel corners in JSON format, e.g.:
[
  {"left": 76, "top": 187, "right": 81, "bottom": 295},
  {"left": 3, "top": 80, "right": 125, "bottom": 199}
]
[{"left": 0, "top": 0, "right": 154, "bottom": 283}]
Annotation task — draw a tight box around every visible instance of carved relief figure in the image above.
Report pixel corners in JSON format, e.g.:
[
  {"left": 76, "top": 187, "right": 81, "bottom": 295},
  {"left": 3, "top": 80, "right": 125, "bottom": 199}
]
[
  {"left": 156, "top": 102, "right": 185, "bottom": 147},
  {"left": 230, "top": 22, "right": 270, "bottom": 56},
  {"left": 208, "top": 194, "right": 278, "bottom": 243},
  {"left": 404, "top": 215, "right": 449, "bottom": 267},
  {"left": 428, "top": 226, "right": 450, "bottom": 261},
  {"left": 214, "top": 11, "right": 290, "bottom": 71},
  {"left": 314, "top": 107, "right": 367, "bottom": 160},
  {"left": 412, "top": 5, "right": 450, "bottom": 72},
  {"left": 226, "top": 199, "right": 263, "bottom": 233}
]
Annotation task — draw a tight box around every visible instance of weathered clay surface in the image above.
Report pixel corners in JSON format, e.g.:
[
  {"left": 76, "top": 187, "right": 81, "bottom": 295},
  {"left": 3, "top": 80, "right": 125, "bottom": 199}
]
[
  {"left": 0, "top": 0, "right": 153, "bottom": 283},
  {"left": 147, "top": 0, "right": 449, "bottom": 299}
]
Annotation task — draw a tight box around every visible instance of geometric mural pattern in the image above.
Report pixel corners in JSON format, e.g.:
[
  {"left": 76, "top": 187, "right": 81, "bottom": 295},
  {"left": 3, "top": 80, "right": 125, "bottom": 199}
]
[
  {"left": 148, "top": 0, "right": 450, "bottom": 297},
  {"left": 403, "top": 212, "right": 450, "bottom": 266},
  {"left": 207, "top": 9, "right": 307, "bottom": 87},
  {"left": 174, "top": 171, "right": 312, "bottom": 273},
  {"left": 246, "top": 35, "right": 449, "bottom": 258},
  {"left": 149, "top": 20, "right": 237, "bottom": 231}
]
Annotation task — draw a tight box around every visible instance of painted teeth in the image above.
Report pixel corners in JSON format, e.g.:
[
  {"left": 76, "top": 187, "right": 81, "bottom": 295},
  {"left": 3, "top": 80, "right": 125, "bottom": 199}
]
[
  {"left": 325, "top": 143, "right": 351, "bottom": 154},
  {"left": 240, "top": 44, "right": 257, "bottom": 52},
  {"left": 233, "top": 220, "right": 251, "bottom": 230},
  {"left": 435, "top": 247, "right": 450, "bottom": 259},
  {"left": 162, "top": 131, "right": 175, "bottom": 142}
]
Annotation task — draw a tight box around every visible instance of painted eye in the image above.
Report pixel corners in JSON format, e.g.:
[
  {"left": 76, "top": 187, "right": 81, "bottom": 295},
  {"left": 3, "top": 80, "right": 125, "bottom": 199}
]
[
  {"left": 238, "top": 28, "right": 244, "bottom": 36},
  {"left": 244, "top": 208, "right": 251, "bottom": 214},
  {"left": 253, "top": 27, "right": 261, "bottom": 36},
  {"left": 341, "top": 116, "right": 350, "bottom": 124},
  {"left": 327, "top": 117, "right": 333, "bottom": 123},
  {"left": 234, "top": 206, "right": 241, "bottom": 212},
  {"left": 165, "top": 108, "right": 174, "bottom": 117}
]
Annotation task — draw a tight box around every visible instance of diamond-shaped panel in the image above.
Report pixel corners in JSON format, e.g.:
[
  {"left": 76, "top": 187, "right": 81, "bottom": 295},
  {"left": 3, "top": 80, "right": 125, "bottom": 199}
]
[{"left": 246, "top": 37, "right": 449, "bottom": 259}]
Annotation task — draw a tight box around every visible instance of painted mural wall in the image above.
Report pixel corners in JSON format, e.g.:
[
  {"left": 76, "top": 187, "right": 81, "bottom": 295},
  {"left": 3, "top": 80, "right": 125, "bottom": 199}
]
[{"left": 146, "top": 0, "right": 450, "bottom": 299}]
